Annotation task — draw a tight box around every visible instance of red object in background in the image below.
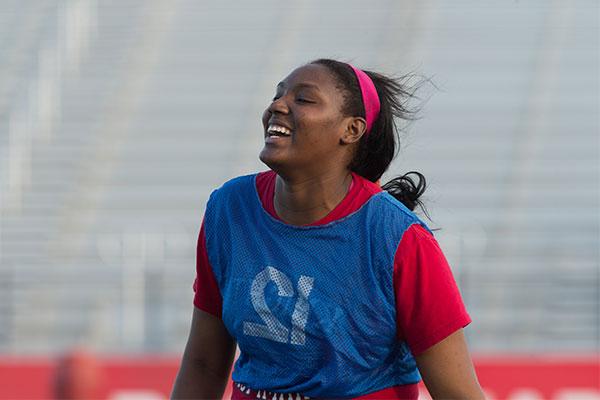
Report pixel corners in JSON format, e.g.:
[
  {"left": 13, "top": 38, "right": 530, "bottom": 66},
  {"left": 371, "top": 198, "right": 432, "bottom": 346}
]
[
  {"left": 54, "top": 349, "right": 104, "bottom": 399},
  {"left": 0, "top": 353, "right": 597, "bottom": 400},
  {"left": 473, "top": 354, "right": 600, "bottom": 400}
]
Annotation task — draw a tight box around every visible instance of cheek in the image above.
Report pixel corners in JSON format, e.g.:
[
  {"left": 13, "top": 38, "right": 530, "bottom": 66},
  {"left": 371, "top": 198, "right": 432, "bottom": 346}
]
[
  {"left": 300, "top": 116, "right": 343, "bottom": 147},
  {"left": 261, "top": 109, "right": 271, "bottom": 128},
  {"left": 298, "top": 110, "right": 338, "bottom": 135}
]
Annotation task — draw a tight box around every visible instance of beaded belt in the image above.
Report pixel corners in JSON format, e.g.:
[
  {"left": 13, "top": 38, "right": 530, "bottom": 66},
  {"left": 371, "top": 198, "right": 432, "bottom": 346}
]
[{"left": 233, "top": 382, "right": 311, "bottom": 400}]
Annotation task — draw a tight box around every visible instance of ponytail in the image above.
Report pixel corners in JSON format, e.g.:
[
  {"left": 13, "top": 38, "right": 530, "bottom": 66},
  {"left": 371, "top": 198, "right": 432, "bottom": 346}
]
[{"left": 381, "top": 171, "right": 430, "bottom": 219}]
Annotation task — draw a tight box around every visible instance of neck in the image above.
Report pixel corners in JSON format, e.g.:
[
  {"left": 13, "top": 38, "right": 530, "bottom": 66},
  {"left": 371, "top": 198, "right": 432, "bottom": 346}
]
[{"left": 274, "top": 170, "right": 353, "bottom": 226}]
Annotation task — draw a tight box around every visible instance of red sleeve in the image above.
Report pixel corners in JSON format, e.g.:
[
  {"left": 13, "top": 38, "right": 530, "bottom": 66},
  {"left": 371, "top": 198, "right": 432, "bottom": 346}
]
[
  {"left": 394, "top": 224, "right": 472, "bottom": 356},
  {"left": 193, "top": 217, "right": 223, "bottom": 317}
]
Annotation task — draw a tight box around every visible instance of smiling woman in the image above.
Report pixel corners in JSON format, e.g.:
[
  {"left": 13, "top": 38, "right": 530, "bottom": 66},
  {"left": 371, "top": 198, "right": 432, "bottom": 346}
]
[{"left": 171, "top": 59, "right": 485, "bottom": 400}]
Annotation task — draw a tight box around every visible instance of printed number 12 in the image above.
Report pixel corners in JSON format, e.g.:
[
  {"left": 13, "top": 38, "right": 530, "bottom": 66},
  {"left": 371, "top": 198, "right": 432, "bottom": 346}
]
[{"left": 243, "top": 266, "right": 314, "bottom": 345}]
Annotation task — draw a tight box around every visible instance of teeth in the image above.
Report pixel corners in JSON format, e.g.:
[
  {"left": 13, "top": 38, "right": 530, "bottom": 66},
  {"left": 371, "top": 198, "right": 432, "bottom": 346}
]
[{"left": 268, "top": 124, "right": 292, "bottom": 136}]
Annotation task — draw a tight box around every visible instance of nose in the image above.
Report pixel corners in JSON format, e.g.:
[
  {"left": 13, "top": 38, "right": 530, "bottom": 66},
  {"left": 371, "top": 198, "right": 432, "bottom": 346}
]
[{"left": 267, "top": 95, "right": 290, "bottom": 115}]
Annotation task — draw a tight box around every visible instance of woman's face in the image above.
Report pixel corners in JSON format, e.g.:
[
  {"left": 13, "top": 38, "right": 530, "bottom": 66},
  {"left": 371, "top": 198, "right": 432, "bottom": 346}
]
[{"left": 259, "top": 63, "right": 352, "bottom": 174}]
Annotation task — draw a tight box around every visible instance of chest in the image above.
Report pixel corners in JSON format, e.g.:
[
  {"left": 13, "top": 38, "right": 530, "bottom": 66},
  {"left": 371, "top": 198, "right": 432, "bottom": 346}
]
[{"left": 209, "top": 227, "right": 399, "bottom": 361}]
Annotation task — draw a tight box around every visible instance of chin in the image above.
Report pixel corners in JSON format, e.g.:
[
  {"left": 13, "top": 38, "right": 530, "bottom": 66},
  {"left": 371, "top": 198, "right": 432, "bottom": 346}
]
[{"left": 259, "top": 147, "right": 287, "bottom": 172}]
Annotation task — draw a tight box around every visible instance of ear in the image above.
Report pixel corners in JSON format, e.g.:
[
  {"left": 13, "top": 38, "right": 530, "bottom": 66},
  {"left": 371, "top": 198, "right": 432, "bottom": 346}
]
[{"left": 340, "top": 117, "right": 367, "bottom": 145}]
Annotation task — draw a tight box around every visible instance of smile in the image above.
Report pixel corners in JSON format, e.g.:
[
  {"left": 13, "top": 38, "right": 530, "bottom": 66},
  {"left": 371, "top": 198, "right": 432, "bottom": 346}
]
[{"left": 267, "top": 124, "right": 292, "bottom": 137}]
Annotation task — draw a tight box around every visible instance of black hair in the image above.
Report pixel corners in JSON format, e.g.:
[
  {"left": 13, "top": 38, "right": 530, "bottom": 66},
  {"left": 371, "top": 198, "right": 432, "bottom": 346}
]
[{"left": 310, "top": 58, "right": 431, "bottom": 217}]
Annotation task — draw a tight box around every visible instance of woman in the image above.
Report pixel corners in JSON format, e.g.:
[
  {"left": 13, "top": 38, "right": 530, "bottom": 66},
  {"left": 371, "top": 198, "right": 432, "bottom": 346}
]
[{"left": 171, "top": 59, "right": 485, "bottom": 399}]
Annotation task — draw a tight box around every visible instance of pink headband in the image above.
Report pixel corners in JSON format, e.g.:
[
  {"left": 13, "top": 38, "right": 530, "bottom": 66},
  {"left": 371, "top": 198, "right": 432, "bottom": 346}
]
[{"left": 348, "top": 64, "right": 380, "bottom": 135}]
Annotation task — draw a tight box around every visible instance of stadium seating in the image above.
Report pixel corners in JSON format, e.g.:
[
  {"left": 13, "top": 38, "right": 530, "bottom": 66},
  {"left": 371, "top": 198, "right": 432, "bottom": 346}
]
[{"left": 0, "top": 0, "right": 597, "bottom": 356}]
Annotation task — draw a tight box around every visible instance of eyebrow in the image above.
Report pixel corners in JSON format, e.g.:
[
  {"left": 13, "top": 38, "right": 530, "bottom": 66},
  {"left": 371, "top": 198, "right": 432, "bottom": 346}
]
[{"left": 276, "top": 82, "right": 320, "bottom": 91}]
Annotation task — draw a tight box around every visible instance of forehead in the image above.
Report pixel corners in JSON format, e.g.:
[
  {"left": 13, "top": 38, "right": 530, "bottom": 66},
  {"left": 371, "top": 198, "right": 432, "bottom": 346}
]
[{"left": 278, "top": 64, "right": 340, "bottom": 94}]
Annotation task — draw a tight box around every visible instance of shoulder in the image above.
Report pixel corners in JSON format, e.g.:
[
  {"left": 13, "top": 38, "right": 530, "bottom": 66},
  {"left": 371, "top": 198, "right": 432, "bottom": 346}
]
[
  {"left": 208, "top": 173, "right": 259, "bottom": 202},
  {"left": 204, "top": 173, "right": 261, "bottom": 220},
  {"left": 368, "top": 191, "right": 432, "bottom": 235},
  {"left": 350, "top": 172, "right": 417, "bottom": 224},
  {"left": 396, "top": 223, "right": 438, "bottom": 258},
  {"left": 204, "top": 173, "right": 262, "bottom": 236}
]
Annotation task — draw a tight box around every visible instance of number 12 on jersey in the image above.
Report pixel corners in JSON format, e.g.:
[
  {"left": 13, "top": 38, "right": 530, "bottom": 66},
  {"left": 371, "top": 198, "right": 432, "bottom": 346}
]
[{"left": 243, "top": 266, "right": 315, "bottom": 345}]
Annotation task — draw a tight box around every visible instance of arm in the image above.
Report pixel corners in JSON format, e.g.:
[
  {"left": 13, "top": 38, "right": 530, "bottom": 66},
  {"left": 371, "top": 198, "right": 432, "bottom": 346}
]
[
  {"left": 393, "top": 225, "right": 484, "bottom": 398},
  {"left": 415, "top": 328, "right": 485, "bottom": 400},
  {"left": 171, "top": 307, "right": 237, "bottom": 400}
]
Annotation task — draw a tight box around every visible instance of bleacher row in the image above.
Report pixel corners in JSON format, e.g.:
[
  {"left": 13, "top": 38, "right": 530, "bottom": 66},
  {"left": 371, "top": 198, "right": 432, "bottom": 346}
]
[{"left": 0, "top": 0, "right": 598, "bottom": 354}]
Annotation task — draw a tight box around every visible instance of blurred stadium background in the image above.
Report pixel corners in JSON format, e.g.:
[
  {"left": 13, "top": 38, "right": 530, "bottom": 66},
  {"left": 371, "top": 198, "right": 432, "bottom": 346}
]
[{"left": 0, "top": 0, "right": 598, "bottom": 399}]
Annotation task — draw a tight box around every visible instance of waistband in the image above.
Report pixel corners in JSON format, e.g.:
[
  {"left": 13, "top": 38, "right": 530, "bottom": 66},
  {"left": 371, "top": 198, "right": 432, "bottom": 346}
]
[
  {"left": 231, "top": 381, "right": 419, "bottom": 400},
  {"left": 232, "top": 382, "right": 310, "bottom": 400}
]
